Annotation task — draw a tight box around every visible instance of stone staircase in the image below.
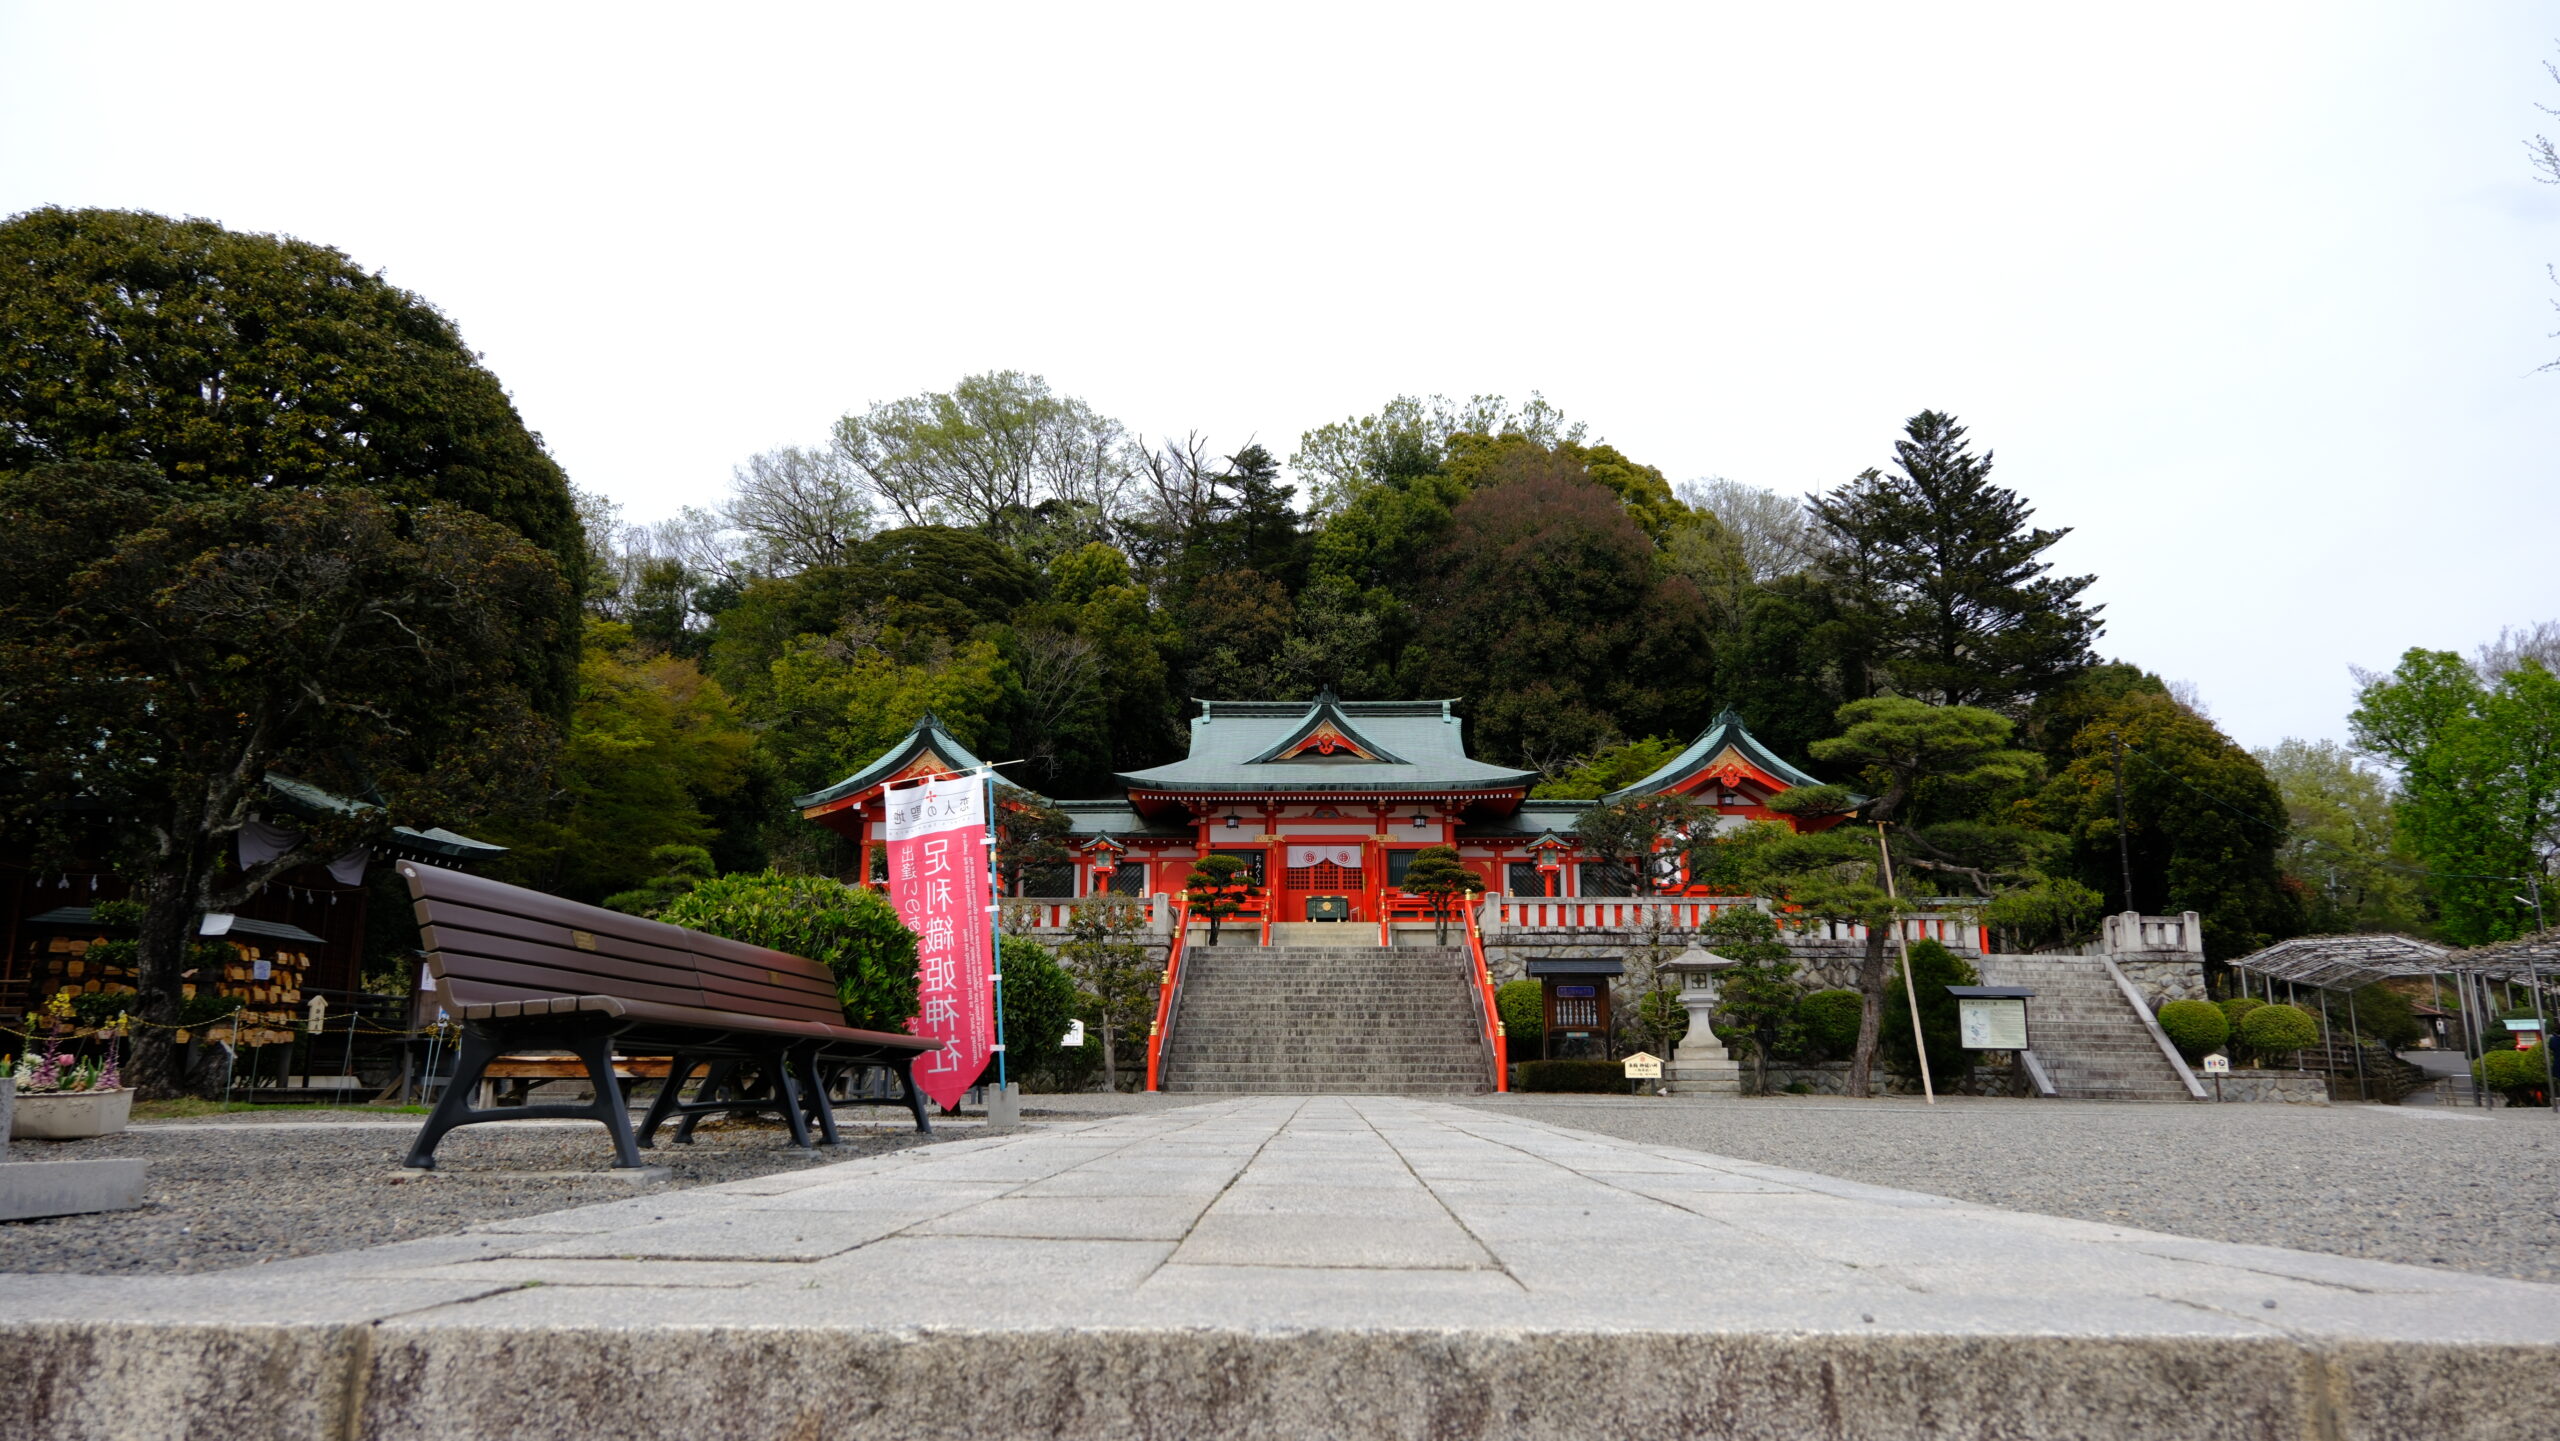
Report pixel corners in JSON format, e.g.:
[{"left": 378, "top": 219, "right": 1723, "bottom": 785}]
[
  {"left": 1973, "top": 954, "right": 2198, "bottom": 1102},
  {"left": 1160, "top": 944, "right": 1493, "bottom": 1095}
]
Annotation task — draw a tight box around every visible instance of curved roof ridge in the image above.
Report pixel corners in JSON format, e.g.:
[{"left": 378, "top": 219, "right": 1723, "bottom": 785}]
[
  {"left": 1242, "top": 688, "right": 1410, "bottom": 765},
  {"left": 1602, "top": 708, "right": 1824, "bottom": 803},
  {"left": 793, "top": 712, "right": 989, "bottom": 811}
]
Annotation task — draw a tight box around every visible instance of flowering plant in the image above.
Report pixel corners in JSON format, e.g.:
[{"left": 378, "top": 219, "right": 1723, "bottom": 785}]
[{"left": 7, "top": 991, "right": 128, "bottom": 1094}]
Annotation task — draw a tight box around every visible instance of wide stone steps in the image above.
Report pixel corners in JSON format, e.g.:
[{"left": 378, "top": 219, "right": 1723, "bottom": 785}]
[
  {"left": 1163, "top": 943, "right": 1491, "bottom": 1095},
  {"left": 1976, "top": 956, "right": 2196, "bottom": 1103}
]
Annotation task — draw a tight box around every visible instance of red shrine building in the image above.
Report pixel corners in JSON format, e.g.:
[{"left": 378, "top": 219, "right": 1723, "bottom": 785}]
[{"left": 795, "top": 693, "right": 1842, "bottom": 920}]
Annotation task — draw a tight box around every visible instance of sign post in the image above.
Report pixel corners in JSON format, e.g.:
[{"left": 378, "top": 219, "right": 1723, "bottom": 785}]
[{"left": 1621, "top": 1051, "right": 1663, "bottom": 1094}]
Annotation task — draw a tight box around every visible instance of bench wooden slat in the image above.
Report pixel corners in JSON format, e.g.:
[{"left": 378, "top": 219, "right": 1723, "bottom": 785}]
[
  {"left": 422, "top": 944, "right": 708, "bottom": 1015},
  {"left": 413, "top": 901, "right": 707, "bottom": 974}
]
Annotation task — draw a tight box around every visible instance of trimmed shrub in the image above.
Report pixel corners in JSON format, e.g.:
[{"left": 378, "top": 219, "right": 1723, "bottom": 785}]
[
  {"left": 994, "top": 937, "right": 1096, "bottom": 1093},
  {"left": 660, "top": 871, "right": 919, "bottom": 1030},
  {"left": 1496, "top": 980, "right": 1544, "bottom": 1053},
  {"left": 1797, "top": 989, "right": 1865, "bottom": 1059},
  {"left": 2238, "top": 1002, "right": 2319, "bottom": 1065},
  {"left": 1517, "top": 1059, "right": 1637, "bottom": 1093},
  {"left": 2157, "top": 1000, "right": 2230, "bottom": 1062},
  {"left": 2475, "top": 1047, "right": 2550, "bottom": 1105},
  {"left": 1880, "top": 940, "right": 1977, "bottom": 1090},
  {"left": 2217, "top": 997, "right": 2265, "bottom": 1062}
]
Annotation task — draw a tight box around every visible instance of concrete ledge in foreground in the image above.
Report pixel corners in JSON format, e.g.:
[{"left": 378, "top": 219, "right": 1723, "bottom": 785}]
[{"left": 6, "top": 1098, "right": 2557, "bottom": 1440}]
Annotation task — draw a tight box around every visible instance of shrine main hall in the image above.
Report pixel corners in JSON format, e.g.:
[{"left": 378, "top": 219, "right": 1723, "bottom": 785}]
[{"left": 793, "top": 692, "right": 1834, "bottom": 927}]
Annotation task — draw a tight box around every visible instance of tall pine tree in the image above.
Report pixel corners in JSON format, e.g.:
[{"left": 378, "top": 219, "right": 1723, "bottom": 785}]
[{"left": 1810, "top": 411, "right": 2099, "bottom": 710}]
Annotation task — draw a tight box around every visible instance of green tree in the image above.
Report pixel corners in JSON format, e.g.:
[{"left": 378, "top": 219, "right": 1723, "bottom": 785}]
[
  {"left": 601, "top": 845, "right": 717, "bottom": 918},
  {"left": 992, "top": 936, "right": 1081, "bottom": 1090},
  {"left": 2347, "top": 983, "right": 2423, "bottom": 1049},
  {"left": 483, "top": 622, "right": 753, "bottom": 903},
  {"left": 1531, "top": 736, "right": 1686, "bottom": 801},
  {"left": 759, "top": 633, "right": 1014, "bottom": 795},
  {"left": 660, "top": 872, "right": 919, "bottom": 1031},
  {"left": 2351, "top": 649, "right": 2560, "bottom": 945},
  {"left": 1785, "top": 697, "right": 2034, "bottom": 1096},
  {"left": 1402, "top": 450, "right": 1714, "bottom": 772},
  {"left": 1879, "top": 939, "right": 1979, "bottom": 1091},
  {"left": 1717, "top": 821, "right": 1900, "bottom": 1097},
  {"left": 1400, "top": 844, "right": 1486, "bottom": 944},
  {"left": 1050, "top": 898, "right": 1159, "bottom": 1091},
  {"left": 1702, "top": 905, "right": 1801, "bottom": 1095},
  {"left": 2036, "top": 691, "right": 2304, "bottom": 963},
  {"left": 0, "top": 466, "right": 565, "bottom": 1094},
  {"left": 1573, "top": 792, "right": 1706, "bottom": 896},
  {"left": 832, "top": 371, "right": 1132, "bottom": 536},
  {"left": 2253, "top": 738, "right": 2424, "bottom": 934},
  {"left": 0, "top": 207, "right": 584, "bottom": 709},
  {"left": 1808, "top": 411, "right": 2099, "bottom": 709},
  {"left": 1184, "top": 853, "right": 1261, "bottom": 945},
  {"left": 993, "top": 785, "right": 1074, "bottom": 897}
]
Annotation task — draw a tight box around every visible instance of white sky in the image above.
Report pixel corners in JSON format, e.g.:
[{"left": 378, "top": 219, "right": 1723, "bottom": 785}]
[{"left": 5, "top": 3, "right": 2556, "bottom": 752}]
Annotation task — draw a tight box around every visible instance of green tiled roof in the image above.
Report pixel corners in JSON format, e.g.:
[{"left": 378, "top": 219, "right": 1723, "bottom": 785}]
[
  {"left": 1117, "top": 696, "right": 1537, "bottom": 794},
  {"left": 261, "top": 775, "right": 504, "bottom": 861},
  {"left": 792, "top": 712, "right": 989, "bottom": 811},
  {"left": 1604, "top": 709, "right": 1824, "bottom": 802}
]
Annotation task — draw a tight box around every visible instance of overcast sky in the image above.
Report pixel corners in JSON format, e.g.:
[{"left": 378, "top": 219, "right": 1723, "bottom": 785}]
[{"left": 5, "top": 3, "right": 2555, "bottom": 753}]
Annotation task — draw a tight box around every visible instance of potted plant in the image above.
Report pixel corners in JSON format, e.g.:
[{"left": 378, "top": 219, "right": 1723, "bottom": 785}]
[{"left": 7, "top": 991, "right": 135, "bottom": 1140}]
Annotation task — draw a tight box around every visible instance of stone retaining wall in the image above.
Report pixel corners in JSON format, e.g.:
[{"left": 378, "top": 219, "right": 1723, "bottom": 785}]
[{"left": 2200, "top": 1069, "right": 2330, "bottom": 1104}]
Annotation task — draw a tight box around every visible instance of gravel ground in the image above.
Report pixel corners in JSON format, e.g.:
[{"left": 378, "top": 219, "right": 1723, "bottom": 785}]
[
  {"left": 1468, "top": 1094, "right": 2560, "bottom": 1285},
  {"left": 0, "top": 1109, "right": 947, "bottom": 1275}
]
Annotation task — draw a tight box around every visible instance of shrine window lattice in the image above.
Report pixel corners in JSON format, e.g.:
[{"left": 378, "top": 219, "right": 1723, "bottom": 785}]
[{"left": 1284, "top": 862, "right": 1363, "bottom": 893}]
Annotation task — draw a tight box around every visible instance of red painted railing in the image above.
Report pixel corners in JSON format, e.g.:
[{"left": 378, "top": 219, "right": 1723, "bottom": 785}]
[
  {"left": 1144, "top": 901, "right": 1190, "bottom": 1092},
  {"left": 1461, "top": 901, "right": 1508, "bottom": 1093}
]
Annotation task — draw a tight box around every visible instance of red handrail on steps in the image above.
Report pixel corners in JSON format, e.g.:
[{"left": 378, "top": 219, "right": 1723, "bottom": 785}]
[
  {"left": 1462, "top": 900, "right": 1508, "bottom": 1093},
  {"left": 1145, "top": 901, "right": 1190, "bottom": 1092}
]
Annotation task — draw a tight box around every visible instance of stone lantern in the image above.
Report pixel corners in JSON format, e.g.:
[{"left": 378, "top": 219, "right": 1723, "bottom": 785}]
[{"left": 1661, "top": 946, "right": 1745, "bottom": 1095}]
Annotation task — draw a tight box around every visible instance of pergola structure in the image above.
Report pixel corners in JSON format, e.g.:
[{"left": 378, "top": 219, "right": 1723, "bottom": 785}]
[{"left": 2228, "top": 932, "right": 2553, "bottom": 990}]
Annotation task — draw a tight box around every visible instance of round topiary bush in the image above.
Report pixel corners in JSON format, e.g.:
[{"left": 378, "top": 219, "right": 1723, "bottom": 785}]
[
  {"left": 2238, "top": 1002, "right": 2319, "bottom": 1065},
  {"left": 2216, "top": 996, "right": 2263, "bottom": 1030},
  {"left": 2157, "top": 999, "right": 2230, "bottom": 1062},
  {"left": 1496, "top": 979, "right": 1544, "bottom": 1053},
  {"left": 2474, "top": 1047, "right": 2550, "bottom": 1105},
  {"left": 1797, "top": 989, "right": 1865, "bottom": 1059},
  {"left": 659, "top": 871, "right": 919, "bottom": 1030}
]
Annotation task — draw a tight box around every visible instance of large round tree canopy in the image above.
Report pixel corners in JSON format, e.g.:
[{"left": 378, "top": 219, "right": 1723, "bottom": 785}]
[{"left": 0, "top": 206, "right": 582, "bottom": 593}]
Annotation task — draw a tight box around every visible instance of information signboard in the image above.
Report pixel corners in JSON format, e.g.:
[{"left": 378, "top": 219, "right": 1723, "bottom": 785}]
[
  {"left": 1621, "top": 1051, "right": 1663, "bottom": 1079},
  {"left": 1957, "top": 997, "right": 2029, "bottom": 1050}
]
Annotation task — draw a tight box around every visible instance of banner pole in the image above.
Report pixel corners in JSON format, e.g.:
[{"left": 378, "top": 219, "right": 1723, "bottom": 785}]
[{"left": 987, "top": 769, "right": 1009, "bottom": 1092}]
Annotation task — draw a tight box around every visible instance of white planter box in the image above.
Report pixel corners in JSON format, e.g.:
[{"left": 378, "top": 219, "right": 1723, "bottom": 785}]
[{"left": 10, "top": 1088, "right": 135, "bottom": 1140}]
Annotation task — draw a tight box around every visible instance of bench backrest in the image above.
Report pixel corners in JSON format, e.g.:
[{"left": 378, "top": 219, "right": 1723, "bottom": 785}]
[{"left": 403, "top": 864, "right": 847, "bottom": 1028}]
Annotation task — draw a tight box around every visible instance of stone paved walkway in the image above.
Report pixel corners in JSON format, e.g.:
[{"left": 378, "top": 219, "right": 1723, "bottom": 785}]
[{"left": 12, "top": 1096, "right": 2560, "bottom": 1439}]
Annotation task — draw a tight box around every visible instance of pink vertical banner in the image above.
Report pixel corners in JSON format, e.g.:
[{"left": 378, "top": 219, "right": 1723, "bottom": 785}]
[{"left": 885, "top": 776, "right": 994, "bottom": 1109}]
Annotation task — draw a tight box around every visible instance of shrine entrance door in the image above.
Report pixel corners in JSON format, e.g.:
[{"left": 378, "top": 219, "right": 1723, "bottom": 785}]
[{"left": 1279, "top": 840, "right": 1367, "bottom": 923}]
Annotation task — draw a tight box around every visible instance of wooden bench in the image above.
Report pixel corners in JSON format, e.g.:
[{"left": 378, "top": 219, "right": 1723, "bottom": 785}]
[{"left": 400, "top": 864, "right": 940, "bottom": 1170}]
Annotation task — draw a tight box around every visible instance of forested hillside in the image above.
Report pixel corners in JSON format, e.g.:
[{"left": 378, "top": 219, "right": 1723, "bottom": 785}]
[{"left": 526, "top": 372, "right": 2304, "bottom": 959}]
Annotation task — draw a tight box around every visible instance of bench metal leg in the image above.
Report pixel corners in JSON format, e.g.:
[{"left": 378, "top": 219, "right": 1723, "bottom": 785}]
[
  {"left": 402, "top": 1027, "right": 502, "bottom": 1170},
  {"left": 767, "top": 1046, "right": 815, "bottom": 1150},
  {"left": 567, "top": 1029, "right": 647, "bottom": 1169},
  {"left": 638, "top": 1053, "right": 700, "bottom": 1148},
  {"left": 797, "top": 1049, "right": 842, "bottom": 1147},
  {"left": 897, "top": 1055, "right": 934, "bottom": 1135},
  {"left": 673, "top": 1059, "right": 739, "bottom": 1144}
]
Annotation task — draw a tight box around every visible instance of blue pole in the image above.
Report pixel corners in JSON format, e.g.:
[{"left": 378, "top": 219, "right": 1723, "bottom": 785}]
[{"left": 986, "top": 770, "right": 1009, "bottom": 1092}]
